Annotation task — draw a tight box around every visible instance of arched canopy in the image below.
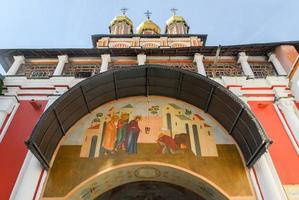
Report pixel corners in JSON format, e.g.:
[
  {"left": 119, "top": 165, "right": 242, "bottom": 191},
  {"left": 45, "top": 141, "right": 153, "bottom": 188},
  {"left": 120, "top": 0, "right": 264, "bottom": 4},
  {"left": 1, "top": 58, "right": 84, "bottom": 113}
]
[{"left": 26, "top": 65, "right": 271, "bottom": 169}]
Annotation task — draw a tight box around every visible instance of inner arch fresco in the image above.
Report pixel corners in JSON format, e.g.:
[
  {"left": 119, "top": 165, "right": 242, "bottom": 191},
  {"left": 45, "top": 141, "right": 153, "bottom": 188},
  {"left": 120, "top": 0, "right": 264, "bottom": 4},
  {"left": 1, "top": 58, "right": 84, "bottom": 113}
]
[{"left": 41, "top": 96, "right": 256, "bottom": 199}]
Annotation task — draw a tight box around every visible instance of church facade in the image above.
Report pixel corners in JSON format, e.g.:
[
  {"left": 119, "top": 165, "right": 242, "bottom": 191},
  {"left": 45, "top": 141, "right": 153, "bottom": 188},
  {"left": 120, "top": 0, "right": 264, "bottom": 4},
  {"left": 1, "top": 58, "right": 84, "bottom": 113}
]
[{"left": 0, "top": 10, "right": 299, "bottom": 200}]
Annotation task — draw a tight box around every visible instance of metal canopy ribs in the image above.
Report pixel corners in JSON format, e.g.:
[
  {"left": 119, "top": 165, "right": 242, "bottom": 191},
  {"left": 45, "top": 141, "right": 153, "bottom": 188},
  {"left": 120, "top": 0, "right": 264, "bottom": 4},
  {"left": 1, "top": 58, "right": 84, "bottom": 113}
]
[{"left": 25, "top": 65, "right": 271, "bottom": 169}]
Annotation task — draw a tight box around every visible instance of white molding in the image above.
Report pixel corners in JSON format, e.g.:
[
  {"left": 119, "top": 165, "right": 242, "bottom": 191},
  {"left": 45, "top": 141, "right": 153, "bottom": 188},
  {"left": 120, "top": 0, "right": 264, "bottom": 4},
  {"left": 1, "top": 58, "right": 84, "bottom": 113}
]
[
  {"left": 9, "top": 152, "right": 43, "bottom": 200},
  {"left": 0, "top": 102, "right": 19, "bottom": 143},
  {"left": 273, "top": 103, "right": 299, "bottom": 154},
  {"left": 253, "top": 154, "right": 287, "bottom": 200},
  {"left": 34, "top": 171, "right": 47, "bottom": 200},
  {"left": 264, "top": 153, "right": 288, "bottom": 200},
  {"left": 249, "top": 169, "right": 263, "bottom": 200}
]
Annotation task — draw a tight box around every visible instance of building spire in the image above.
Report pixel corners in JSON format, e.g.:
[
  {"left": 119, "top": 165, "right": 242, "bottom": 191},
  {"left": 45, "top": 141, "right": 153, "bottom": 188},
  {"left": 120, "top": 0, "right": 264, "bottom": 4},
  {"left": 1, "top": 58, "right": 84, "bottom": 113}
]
[{"left": 144, "top": 10, "right": 152, "bottom": 20}]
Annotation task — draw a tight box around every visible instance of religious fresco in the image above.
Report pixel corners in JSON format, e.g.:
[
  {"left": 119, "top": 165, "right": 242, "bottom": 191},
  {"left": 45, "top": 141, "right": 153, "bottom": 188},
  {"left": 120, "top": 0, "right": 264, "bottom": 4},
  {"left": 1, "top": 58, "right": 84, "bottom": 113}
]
[
  {"left": 77, "top": 97, "right": 219, "bottom": 159},
  {"left": 42, "top": 96, "right": 255, "bottom": 200}
]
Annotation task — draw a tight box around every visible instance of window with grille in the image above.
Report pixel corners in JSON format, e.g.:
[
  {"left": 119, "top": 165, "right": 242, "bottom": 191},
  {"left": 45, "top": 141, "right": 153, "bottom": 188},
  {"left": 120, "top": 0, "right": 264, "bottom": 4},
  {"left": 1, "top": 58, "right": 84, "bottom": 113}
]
[
  {"left": 153, "top": 63, "right": 197, "bottom": 72},
  {"left": 17, "top": 63, "right": 56, "bottom": 79},
  {"left": 62, "top": 63, "right": 101, "bottom": 78},
  {"left": 108, "top": 64, "right": 135, "bottom": 70},
  {"left": 249, "top": 62, "right": 277, "bottom": 78},
  {"left": 205, "top": 63, "right": 243, "bottom": 78}
]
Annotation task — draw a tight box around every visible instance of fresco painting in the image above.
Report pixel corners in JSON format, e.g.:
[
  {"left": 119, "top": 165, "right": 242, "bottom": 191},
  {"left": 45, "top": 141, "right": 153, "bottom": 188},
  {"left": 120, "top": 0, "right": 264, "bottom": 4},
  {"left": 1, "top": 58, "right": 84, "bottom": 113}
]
[
  {"left": 77, "top": 97, "right": 219, "bottom": 158},
  {"left": 43, "top": 96, "right": 255, "bottom": 199}
]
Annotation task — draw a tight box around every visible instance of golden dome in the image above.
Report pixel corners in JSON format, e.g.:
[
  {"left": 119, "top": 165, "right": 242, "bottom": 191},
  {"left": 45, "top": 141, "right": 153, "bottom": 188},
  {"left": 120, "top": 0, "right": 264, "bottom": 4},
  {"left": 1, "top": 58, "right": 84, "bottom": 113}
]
[
  {"left": 109, "top": 15, "right": 133, "bottom": 27},
  {"left": 166, "top": 15, "right": 188, "bottom": 27},
  {"left": 137, "top": 19, "right": 161, "bottom": 34}
]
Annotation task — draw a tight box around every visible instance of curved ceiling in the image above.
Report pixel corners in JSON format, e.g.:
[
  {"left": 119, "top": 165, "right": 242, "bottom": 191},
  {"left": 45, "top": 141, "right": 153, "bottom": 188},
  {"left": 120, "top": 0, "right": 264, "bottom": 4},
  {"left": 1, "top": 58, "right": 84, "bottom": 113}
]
[{"left": 26, "top": 65, "right": 271, "bottom": 169}]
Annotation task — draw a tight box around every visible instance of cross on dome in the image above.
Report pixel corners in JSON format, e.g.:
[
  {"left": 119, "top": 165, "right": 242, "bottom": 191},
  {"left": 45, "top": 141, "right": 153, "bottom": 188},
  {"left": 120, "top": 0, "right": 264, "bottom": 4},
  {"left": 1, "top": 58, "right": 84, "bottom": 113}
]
[
  {"left": 144, "top": 10, "right": 152, "bottom": 19},
  {"left": 170, "top": 8, "right": 178, "bottom": 16},
  {"left": 120, "top": 8, "right": 128, "bottom": 15}
]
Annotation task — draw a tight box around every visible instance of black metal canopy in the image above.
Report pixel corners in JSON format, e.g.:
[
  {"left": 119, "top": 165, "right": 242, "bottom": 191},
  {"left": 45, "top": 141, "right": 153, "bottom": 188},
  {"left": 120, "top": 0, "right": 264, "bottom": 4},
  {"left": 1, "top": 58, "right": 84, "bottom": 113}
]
[{"left": 26, "top": 65, "right": 271, "bottom": 169}]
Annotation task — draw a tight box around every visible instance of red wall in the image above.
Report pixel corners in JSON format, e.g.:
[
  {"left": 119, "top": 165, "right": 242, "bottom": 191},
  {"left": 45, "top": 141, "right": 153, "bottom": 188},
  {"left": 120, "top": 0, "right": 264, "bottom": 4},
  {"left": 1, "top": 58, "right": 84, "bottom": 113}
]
[
  {"left": 0, "top": 100, "right": 47, "bottom": 200},
  {"left": 249, "top": 101, "right": 299, "bottom": 184}
]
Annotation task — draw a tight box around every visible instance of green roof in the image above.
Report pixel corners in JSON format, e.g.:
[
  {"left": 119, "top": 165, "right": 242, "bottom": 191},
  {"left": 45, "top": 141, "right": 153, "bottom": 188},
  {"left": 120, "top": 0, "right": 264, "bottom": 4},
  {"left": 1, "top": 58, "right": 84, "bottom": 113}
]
[
  {"left": 122, "top": 104, "right": 133, "bottom": 108},
  {"left": 175, "top": 115, "right": 190, "bottom": 120},
  {"left": 168, "top": 103, "right": 182, "bottom": 110}
]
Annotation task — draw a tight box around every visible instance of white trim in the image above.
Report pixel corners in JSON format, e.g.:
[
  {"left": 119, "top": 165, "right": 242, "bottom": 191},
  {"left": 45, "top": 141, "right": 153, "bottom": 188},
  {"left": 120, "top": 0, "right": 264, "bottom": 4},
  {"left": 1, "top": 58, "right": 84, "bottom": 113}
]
[
  {"left": 9, "top": 152, "right": 43, "bottom": 200},
  {"left": 249, "top": 169, "right": 263, "bottom": 200},
  {"left": 253, "top": 154, "right": 287, "bottom": 200},
  {"left": 264, "top": 153, "right": 288, "bottom": 200},
  {"left": 273, "top": 103, "right": 299, "bottom": 154},
  {"left": 0, "top": 103, "right": 20, "bottom": 143},
  {"left": 34, "top": 171, "right": 47, "bottom": 200}
]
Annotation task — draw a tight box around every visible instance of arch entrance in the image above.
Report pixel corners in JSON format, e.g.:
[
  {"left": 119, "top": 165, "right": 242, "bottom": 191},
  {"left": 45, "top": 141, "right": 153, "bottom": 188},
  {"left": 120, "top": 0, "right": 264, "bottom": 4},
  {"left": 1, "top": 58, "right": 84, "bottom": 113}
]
[
  {"left": 41, "top": 96, "right": 256, "bottom": 199},
  {"left": 63, "top": 162, "right": 230, "bottom": 200},
  {"left": 96, "top": 181, "right": 204, "bottom": 200}
]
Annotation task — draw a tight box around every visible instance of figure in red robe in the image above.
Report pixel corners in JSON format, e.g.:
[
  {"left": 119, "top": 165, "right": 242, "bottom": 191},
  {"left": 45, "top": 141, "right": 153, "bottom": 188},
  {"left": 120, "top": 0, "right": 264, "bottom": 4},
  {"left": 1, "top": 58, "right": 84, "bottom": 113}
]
[{"left": 157, "top": 133, "right": 180, "bottom": 154}]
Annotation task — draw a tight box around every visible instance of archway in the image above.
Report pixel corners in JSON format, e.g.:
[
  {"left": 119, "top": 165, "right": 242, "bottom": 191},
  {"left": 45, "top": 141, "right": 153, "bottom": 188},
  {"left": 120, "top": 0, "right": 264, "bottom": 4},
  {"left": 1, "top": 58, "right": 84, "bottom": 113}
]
[
  {"left": 26, "top": 65, "right": 271, "bottom": 169},
  {"left": 62, "top": 162, "right": 230, "bottom": 200},
  {"left": 96, "top": 181, "right": 204, "bottom": 200},
  {"left": 40, "top": 96, "right": 256, "bottom": 199}
]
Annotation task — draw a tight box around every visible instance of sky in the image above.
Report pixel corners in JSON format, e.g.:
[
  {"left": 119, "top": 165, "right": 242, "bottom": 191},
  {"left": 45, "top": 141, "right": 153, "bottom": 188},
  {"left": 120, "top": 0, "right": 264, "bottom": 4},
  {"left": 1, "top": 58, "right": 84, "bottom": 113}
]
[{"left": 1, "top": 0, "right": 299, "bottom": 74}]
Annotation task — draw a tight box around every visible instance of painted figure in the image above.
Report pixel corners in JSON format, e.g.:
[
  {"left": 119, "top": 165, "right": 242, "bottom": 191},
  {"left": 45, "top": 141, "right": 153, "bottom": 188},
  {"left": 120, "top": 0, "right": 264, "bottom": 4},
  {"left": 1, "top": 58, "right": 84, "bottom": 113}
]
[
  {"left": 157, "top": 133, "right": 181, "bottom": 154},
  {"left": 115, "top": 113, "right": 129, "bottom": 150},
  {"left": 125, "top": 116, "right": 141, "bottom": 154},
  {"left": 102, "top": 115, "right": 119, "bottom": 155}
]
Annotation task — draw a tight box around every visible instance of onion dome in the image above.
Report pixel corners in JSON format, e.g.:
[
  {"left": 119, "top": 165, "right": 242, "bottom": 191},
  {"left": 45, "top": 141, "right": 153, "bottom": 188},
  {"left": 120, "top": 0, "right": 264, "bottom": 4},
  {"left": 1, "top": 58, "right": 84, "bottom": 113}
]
[
  {"left": 109, "top": 9, "right": 133, "bottom": 34},
  {"left": 137, "top": 10, "right": 161, "bottom": 35},
  {"left": 165, "top": 9, "right": 189, "bottom": 34}
]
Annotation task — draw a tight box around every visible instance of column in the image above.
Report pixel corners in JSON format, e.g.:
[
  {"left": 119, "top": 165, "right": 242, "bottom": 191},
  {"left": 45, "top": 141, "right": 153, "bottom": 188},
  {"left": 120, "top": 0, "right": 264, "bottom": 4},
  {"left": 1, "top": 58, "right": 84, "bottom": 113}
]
[
  {"left": 100, "top": 54, "right": 111, "bottom": 73},
  {"left": 268, "top": 53, "right": 287, "bottom": 76},
  {"left": 193, "top": 53, "right": 206, "bottom": 76},
  {"left": 253, "top": 153, "right": 287, "bottom": 200},
  {"left": 237, "top": 52, "right": 254, "bottom": 78},
  {"left": 0, "top": 97, "right": 16, "bottom": 129},
  {"left": 277, "top": 98, "right": 299, "bottom": 142},
  {"left": 137, "top": 54, "right": 146, "bottom": 65},
  {"left": 6, "top": 55, "right": 25, "bottom": 75},
  {"left": 53, "top": 55, "right": 68, "bottom": 76}
]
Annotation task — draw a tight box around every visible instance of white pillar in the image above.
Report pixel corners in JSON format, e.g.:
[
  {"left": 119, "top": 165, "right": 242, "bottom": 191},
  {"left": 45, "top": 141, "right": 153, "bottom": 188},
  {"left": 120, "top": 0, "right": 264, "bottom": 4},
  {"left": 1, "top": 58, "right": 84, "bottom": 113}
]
[
  {"left": 53, "top": 55, "right": 68, "bottom": 76},
  {"left": 193, "top": 53, "right": 206, "bottom": 76},
  {"left": 237, "top": 52, "right": 254, "bottom": 78},
  {"left": 277, "top": 98, "right": 299, "bottom": 142},
  {"left": 0, "top": 97, "right": 16, "bottom": 129},
  {"left": 137, "top": 54, "right": 146, "bottom": 65},
  {"left": 268, "top": 53, "right": 287, "bottom": 76},
  {"left": 253, "top": 153, "right": 287, "bottom": 200},
  {"left": 100, "top": 54, "right": 111, "bottom": 73},
  {"left": 6, "top": 56, "right": 25, "bottom": 75},
  {"left": 0, "top": 97, "right": 18, "bottom": 143}
]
